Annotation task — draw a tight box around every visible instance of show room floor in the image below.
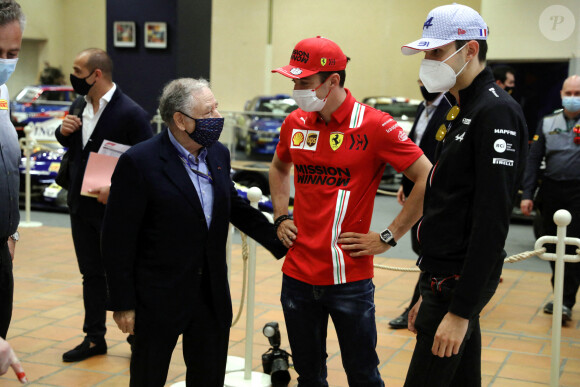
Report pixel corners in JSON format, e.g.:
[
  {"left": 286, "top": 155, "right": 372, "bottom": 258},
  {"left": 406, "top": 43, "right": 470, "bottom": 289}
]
[{"left": 0, "top": 224, "right": 579, "bottom": 386}]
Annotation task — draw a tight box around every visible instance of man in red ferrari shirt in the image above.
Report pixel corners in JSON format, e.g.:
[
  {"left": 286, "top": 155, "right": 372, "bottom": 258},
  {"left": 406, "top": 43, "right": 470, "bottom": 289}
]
[{"left": 269, "top": 36, "right": 432, "bottom": 386}]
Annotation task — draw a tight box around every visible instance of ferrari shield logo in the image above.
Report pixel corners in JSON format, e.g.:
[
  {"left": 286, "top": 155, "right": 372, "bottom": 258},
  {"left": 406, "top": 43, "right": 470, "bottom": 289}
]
[{"left": 330, "top": 132, "right": 344, "bottom": 151}]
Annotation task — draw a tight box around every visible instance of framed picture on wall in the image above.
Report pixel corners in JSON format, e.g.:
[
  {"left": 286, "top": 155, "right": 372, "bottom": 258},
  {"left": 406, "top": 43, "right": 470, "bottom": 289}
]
[
  {"left": 113, "top": 21, "right": 136, "bottom": 47},
  {"left": 144, "top": 22, "right": 167, "bottom": 49}
]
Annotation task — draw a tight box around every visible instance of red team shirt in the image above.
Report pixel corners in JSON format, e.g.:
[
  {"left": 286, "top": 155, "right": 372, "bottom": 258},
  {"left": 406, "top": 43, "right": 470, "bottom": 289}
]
[{"left": 276, "top": 90, "right": 424, "bottom": 285}]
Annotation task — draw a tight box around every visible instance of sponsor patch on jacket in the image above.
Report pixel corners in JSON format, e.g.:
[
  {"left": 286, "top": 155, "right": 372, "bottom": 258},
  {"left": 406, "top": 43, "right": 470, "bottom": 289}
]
[
  {"left": 494, "top": 128, "right": 516, "bottom": 136},
  {"left": 291, "top": 129, "right": 319, "bottom": 151},
  {"left": 493, "top": 139, "right": 515, "bottom": 153},
  {"left": 462, "top": 118, "right": 471, "bottom": 125},
  {"left": 533, "top": 134, "right": 539, "bottom": 141},
  {"left": 492, "top": 158, "right": 514, "bottom": 166},
  {"left": 0, "top": 99, "right": 8, "bottom": 110}
]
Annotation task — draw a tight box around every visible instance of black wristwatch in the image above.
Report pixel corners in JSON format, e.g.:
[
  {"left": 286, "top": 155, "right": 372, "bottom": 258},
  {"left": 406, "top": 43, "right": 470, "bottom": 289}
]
[
  {"left": 9, "top": 231, "right": 19, "bottom": 242},
  {"left": 379, "top": 228, "right": 397, "bottom": 247}
]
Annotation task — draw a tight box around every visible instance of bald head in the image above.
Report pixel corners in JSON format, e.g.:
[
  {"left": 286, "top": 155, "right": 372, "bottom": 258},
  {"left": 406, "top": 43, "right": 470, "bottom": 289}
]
[
  {"left": 561, "top": 75, "right": 580, "bottom": 115},
  {"left": 562, "top": 75, "right": 580, "bottom": 97}
]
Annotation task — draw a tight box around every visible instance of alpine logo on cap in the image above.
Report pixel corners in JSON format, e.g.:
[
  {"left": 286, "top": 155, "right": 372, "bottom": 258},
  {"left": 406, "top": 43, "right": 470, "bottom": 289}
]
[
  {"left": 290, "top": 68, "right": 303, "bottom": 75},
  {"left": 423, "top": 17, "right": 434, "bottom": 29}
]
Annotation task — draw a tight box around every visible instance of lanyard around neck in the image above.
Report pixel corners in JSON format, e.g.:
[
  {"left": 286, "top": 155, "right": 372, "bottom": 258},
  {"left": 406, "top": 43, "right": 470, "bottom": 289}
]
[{"left": 176, "top": 152, "right": 213, "bottom": 184}]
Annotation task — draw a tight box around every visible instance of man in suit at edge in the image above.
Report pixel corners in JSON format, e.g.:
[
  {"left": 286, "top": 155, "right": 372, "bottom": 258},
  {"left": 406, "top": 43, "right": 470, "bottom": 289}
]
[
  {"left": 55, "top": 48, "right": 153, "bottom": 362},
  {"left": 389, "top": 81, "right": 453, "bottom": 329},
  {"left": 101, "top": 78, "right": 287, "bottom": 386}
]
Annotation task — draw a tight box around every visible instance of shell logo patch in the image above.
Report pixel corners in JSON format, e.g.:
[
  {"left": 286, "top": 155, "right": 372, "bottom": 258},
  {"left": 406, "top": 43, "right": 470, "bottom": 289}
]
[
  {"left": 290, "top": 129, "right": 319, "bottom": 151},
  {"left": 330, "top": 132, "right": 344, "bottom": 151},
  {"left": 0, "top": 99, "right": 8, "bottom": 110},
  {"left": 321, "top": 57, "right": 327, "bottom": 66},
  {"left": 292, "top": 131, "right": 304, "bottom": 146}
]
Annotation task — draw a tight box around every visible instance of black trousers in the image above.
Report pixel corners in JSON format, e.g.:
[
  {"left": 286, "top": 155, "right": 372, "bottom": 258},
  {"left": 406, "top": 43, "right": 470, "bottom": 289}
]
[
  {"left": 70, "top": 213, "right": 107, "bottom": 341},
  {"left": 406, "top": 222, "right": 422, "bottom": 310},
  {"left": 129, "top": 295, "right": 230, "bottom": 387},
  {"left": 541, "top": 178, "right": 580, "bottom": 309},
  {"left": 404, "top": 272, "right": 499, "bottom": 387},
  {"left": 0, "top": 241, "right": 13, "bottom": 339}
]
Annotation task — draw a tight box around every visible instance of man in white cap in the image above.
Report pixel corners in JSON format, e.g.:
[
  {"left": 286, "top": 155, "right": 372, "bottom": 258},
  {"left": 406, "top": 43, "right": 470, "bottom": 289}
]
[
  {"left": 401, "top": 4, "right": 528, "bottom": 386},
  {"left": 270, "top": 36, "right": 432, "bottom": 385}
]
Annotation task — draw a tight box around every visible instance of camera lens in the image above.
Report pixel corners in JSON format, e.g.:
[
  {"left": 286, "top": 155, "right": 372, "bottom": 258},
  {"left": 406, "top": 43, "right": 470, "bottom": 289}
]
[{"left": 270, "top": 358, "right": 291, "bottom": 386}]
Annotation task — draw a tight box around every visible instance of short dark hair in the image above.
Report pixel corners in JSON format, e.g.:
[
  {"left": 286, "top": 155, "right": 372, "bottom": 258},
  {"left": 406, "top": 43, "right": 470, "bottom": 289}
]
[
  {"left": 317, "top": 57, "right": 351, "bottom": 87},
  {"left": 82, "top": 48, "right": 114, "bottom": 79},
  {"left": 493, "top": 65, "right": 515, "bottom": 83},
  {"left": 455, "top": 40, "right": 487, "bottom": 63}
]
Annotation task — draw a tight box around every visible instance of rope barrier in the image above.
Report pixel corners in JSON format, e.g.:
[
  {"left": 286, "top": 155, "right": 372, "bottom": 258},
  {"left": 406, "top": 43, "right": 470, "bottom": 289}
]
[
  {"left": 374, "top": 247, "right": 554, "bottom": 272},
  {"left": 231, "top": 233, "right": 249, "bottom": 327},
  {"left": 375, "top": 189, "right": 397, "bottom": 197}
]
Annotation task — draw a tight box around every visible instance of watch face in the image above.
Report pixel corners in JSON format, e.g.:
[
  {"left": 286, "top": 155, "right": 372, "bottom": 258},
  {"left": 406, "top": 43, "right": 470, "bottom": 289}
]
[{"left": 381, "top": 229, "right": 392, "bottom": 241}]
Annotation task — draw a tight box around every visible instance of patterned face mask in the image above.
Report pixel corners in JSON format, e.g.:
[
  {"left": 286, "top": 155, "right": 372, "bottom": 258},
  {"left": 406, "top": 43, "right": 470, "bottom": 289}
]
[{"left": 189, "top": 117, "right": 224, "bottom": 148}]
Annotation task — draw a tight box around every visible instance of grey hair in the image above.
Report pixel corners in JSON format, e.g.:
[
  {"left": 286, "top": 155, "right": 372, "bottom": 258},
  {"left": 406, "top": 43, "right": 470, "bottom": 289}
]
[
  {"left": 0, "top": 0, "right": 25, "bottom": 31},
  {"left": 159, "top": 78, "right": 210, "bottom": 126}
]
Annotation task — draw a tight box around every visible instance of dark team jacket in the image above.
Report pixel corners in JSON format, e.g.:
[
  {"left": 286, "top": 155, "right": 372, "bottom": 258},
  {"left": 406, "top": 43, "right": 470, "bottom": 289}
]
[{"left": 418, "top": 67, "right": 528, "bottom": 319}]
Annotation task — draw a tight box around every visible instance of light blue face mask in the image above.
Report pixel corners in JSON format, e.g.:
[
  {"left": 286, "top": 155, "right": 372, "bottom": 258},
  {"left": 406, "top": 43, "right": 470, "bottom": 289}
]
[
  {"left": 562, "top": 96, "right": 580, "bottom": 113},
  {"left": 0, "top": 57, "right": 18, "bottom": 85}
]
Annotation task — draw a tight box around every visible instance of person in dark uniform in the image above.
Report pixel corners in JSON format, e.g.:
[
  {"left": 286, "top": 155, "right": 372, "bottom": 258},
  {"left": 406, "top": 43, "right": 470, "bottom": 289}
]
[
  {"left": 389, "top": 82, "right": 452, "bottom": 329},
  {"left": 400, "top": 4, "right": 528, "bottom": 386},
  {"left": 520, "top": 74, "right": 580, "bottom": 324}
]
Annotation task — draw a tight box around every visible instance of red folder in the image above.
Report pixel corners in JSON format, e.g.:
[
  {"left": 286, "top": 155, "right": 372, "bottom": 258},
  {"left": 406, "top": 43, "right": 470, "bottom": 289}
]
[{"left": 80, "top": 152, "right": 119, "bottom": 198}]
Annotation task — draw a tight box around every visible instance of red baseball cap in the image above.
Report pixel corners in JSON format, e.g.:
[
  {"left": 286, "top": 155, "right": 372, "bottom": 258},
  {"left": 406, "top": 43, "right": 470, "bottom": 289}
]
[{"left": 272, "top": 36, "right": 348, "bottom": 79}]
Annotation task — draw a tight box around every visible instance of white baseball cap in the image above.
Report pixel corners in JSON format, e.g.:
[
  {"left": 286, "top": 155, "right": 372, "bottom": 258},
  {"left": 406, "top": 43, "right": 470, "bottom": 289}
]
[{"left": 401, "top": 3, "right": 488, "bottom": 55}]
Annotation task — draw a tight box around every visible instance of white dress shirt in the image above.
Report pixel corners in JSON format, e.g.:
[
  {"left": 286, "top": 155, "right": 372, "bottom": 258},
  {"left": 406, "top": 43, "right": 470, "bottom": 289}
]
[
  {"left": 414, "top": 93, "right": 445, "bottom": 146},
  {"left": 82, "top": 83, "right": 117, "bottom": 147}
]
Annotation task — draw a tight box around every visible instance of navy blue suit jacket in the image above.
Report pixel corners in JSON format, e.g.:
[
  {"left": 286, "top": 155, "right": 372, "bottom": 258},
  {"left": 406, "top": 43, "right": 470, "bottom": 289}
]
[
  {"left": 101, "top": 130, "right": 287, "bottom": 334},
  {"left": 55, "top": 88, "right": 153, "bottom": 217},
  {"left": 402, "top": 97, "right": 453, "bottom": 196}
]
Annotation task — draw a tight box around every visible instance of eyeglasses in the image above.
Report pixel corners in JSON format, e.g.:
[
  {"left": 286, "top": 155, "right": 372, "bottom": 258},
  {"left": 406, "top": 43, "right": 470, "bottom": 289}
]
[
  {"left": 574, "top": 125, "right": 580, "bottom": 145},
  {"left": 435, "top": 105, "right": 460, "bottom": 141}
]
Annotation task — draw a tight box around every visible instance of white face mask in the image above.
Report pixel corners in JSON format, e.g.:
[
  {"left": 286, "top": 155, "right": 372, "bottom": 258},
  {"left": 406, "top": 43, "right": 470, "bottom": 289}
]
[
  {"left": 419, "top": 44, "right": 470, "bottom": 93},
  {"left": 293, "top": 81, "right": 330, "bottom": 112}
]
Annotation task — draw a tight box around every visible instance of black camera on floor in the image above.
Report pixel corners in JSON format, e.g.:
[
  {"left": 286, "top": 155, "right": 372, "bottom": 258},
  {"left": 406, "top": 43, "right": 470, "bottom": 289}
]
[{"left": 262, "top": 322, "right": 291, "bottom": 386}]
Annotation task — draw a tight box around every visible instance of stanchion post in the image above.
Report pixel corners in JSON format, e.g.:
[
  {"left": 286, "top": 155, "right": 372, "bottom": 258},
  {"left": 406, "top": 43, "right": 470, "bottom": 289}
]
[
  {"left": 550, "top": 209, "right": 571, "bottom": 387},
  {"left": 19, "top": 123, "right": 42, "bottom": 228},
  {"left": 223, "top": 187, "right": 271, "bottom": 386}
]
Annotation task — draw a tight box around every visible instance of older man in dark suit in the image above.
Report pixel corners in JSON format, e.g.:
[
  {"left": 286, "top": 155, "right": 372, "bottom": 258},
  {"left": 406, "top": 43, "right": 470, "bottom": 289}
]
[
  {"left": 101, "top": 78, "right": 287, "bottom": 386},
  {"left": 55, "top": 48, "right": 153, "bottom": 362}
]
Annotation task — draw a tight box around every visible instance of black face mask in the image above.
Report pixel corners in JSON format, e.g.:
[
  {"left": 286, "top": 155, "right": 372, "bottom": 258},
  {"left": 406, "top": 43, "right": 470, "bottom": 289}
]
[
  {"left": 70, "top": 71, "right": 95, "bottom": 96},
  {"left": 420, "top": 86, "right": 440, "bottom": 102},
  {"left": 504, "top": 86, "right": 514, "bottom": 95}
]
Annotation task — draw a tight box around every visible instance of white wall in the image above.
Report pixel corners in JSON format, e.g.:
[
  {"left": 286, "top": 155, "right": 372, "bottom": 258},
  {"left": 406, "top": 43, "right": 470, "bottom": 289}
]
[
  {"left": 481, "top": 0, "right": 579, "bottom": 61},
  {"left": 211, "top": 0, "right": 482, "bottom": 111},
  {"left": 5, "top": 0, "right": 106, "bottom": 95}
]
